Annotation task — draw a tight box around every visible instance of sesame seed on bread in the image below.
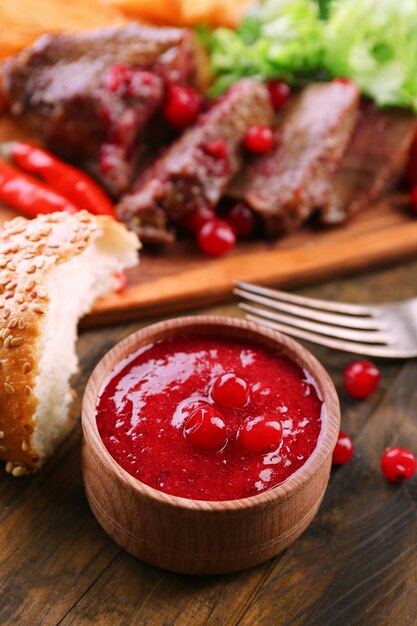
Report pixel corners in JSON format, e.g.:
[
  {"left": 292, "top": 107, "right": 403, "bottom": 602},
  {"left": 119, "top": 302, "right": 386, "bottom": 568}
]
[{"left": 0, "top": 210, "right": 140, "bottom": 476}]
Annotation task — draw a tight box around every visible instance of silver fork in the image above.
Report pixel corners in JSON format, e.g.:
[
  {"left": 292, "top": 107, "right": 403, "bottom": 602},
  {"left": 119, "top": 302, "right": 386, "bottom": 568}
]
[{"left": 234, "top": 281, "right": 417, "bottom": 358}]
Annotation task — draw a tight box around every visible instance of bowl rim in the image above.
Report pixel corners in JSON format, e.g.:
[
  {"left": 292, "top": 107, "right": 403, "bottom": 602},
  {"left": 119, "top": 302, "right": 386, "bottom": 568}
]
[{"left": 81, "top": 315, "right": 340, "bottom": 512}]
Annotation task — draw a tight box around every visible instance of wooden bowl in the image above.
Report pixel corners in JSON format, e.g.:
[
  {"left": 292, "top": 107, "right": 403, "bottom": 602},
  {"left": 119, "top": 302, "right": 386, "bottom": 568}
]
[{"left": 82, "top": 316, "right": 340, "bottom": 575}]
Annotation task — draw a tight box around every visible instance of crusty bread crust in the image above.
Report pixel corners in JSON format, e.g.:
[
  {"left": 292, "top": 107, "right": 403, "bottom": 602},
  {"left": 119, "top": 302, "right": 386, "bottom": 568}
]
[{"left": 0, "top": 211, "right": 132, "bottom": 476}]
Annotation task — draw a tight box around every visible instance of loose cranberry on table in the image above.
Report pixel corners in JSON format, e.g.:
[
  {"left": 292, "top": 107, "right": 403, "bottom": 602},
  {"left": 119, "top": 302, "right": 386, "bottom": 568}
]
[
  {"left": 381, "top": 447, "right": 417, "bottom": 483},
  {"left": 211, "top": 372, "right": 249, "bottom": 408},
  {"left": 183, "top": 405, "right": 227, "bottom": 452},
  {"left": 267, "top": 79, "right": 291, "bottom": 110},
  {"left": 343, "top": 360, "right": 381, "bottom": 399},
  {"left": 244, "top": 124, "right": 275, "bottom": 153},
  {"left": 163, "top": 84, "right": 202, "bottom": 128},
  {"left": 237, "top": 415, "right": 283, "bottom": 455},
  {"left": 197, "top": 218, "right": 236, "bottom": 256},
  {"left": 225, "top": 203, "right": 256, "bottom": 238},
  {"left": 332, "top": 432, "right": 354, "bottom": 465}
]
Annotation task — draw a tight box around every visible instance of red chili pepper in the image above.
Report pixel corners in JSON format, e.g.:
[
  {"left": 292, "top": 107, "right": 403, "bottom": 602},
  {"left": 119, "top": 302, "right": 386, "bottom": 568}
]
[
  {"left": 10, "top": 142, "right": 116, "bottom": 218},
  {"left": 0, "top": 158, "right": 78, "bottom": 217}
]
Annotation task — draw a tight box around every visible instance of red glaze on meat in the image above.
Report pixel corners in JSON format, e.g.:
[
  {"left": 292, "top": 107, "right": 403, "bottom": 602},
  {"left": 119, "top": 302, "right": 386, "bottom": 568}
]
[
  {"left": 0, "top": 24, "right": 206, "bottom": 197},
  {"left": 116, "top": 79, "right": 273, "bottom": 244},
  {"left": 227, "top": 81, "right": 360, "bottom": 237},
  {"left": 321, "top": 102, "right": 417, "bottom": 224}
]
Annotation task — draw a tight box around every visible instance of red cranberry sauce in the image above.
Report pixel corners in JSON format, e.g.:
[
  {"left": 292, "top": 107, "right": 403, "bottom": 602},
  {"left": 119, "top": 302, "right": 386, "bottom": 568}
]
[{"left": 96, "top": 333, "right": 324, "bottom": 501}]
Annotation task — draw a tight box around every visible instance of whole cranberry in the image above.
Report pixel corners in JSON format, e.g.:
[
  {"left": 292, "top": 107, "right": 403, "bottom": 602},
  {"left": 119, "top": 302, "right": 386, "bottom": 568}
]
[
  {"left": 184, "top": 405, "right": 227, "bottom": 451},
  {"left": 381, "top": 447, "right": 417, "bottom": 483},
  {"left": 244, "top": 124, "right": 275, "bottom": 153},
  {"left": 225, "top": 203, "right": 256, "bottom": 238},
  {"left": 344, "top": 360, "right": 381, "bottom": 399},
  {"left": 211, "top": 372, "right": 249, "bottom": 408},
  {"left": 197, "top": 218, "right": 236, "bottom": 256},
  {"left": 183, "top": 206, "right": 215, "bottom": 234},
  {"left": 237, "top": 415, "right": 283, "bottom": 454},
  {"left": 163, "top": 85, "right": 202, "bottom": 128},
  {"left": 332, "top": 432, "right": 354, "bottom": 465},
  {"left": 267, "top": 79, "right": 291, "bottom": 110}
]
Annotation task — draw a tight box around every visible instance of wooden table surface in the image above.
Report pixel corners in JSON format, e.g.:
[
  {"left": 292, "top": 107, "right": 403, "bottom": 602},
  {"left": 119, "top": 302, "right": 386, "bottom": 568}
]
[{"left": 1, "top": 259, "right": 417, "bottom": 626}]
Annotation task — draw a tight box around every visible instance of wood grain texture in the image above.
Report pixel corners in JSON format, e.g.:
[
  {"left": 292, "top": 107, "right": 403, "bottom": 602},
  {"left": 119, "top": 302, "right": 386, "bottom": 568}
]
[
  {"left": 86, "top": 197, "right": 417, "bottom": 326},
  {"left": 82, "top": 316, "right": 340, "bottom": 574},
  {"left": 1, "top": 243, "right": 417, "bottom": 624}
]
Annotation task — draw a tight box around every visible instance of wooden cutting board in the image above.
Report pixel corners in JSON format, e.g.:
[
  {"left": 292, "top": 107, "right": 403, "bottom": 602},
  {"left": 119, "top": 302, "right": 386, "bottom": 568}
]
[{"left": 1, "top": 117, "right": 417, "bottom": 328}]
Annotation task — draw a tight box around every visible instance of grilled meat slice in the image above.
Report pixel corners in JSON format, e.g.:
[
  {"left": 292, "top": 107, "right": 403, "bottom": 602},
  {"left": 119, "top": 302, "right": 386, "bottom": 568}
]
[
  {"left": 117, "top": 78, "right": 273, "bottom": 244},
  {"left": 227, "top": 81, "right": 360, "bottom": 237},
  {"left": 320, "top": 103, "right": 417, "bottom": 224},
  {"left": 0, "top": 24, "right": 206, "bottom": 196}
]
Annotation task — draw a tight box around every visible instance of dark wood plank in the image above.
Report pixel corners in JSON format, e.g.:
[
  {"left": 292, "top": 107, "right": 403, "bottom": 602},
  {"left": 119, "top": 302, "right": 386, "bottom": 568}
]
[
  {"left": 85, "top": 200, "right": 417, "bottom": 326},
  {"left": 59, "top": 555, "right": 273, "bottom": 626},
  {"left": 236, "top": 364, "right": 417, "bottom": 626},
  {"left": 1, "top": 263, "right": 417, "bottom": 625}
]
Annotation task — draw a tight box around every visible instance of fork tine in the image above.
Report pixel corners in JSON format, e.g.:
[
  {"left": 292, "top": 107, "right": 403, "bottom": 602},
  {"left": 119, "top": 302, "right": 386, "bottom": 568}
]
[
  {"left": 244, "top": 314, "right": 401, "bottom": 359},
  {"left": 239, "top": 303, "right": 391, "bottom": 344},
  {"left": 236, "top": 282, "right": 376, "bottom": 316},
  {"left": 235, "top": 288, "right": 386, "bottom": 331}
]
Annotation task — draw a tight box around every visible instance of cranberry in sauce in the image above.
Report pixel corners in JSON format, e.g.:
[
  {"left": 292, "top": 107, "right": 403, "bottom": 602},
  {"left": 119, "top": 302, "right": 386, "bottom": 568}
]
[
  {"left": 237, "top": 415, "right": 283, "bottom": 454},
  {"left": 96, "top": 333, "right": 324, "bottom": 501},
  {"left": 184, "top": 405, "right": 227, "bottom": 451},
  {"left": 211, "top": 372, "right": 249, "bottom": 408}
]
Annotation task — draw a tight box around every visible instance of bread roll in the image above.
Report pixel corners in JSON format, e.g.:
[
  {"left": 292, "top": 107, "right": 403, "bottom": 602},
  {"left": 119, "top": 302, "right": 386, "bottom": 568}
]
[{"left": 0, "top": 210, "right": 140, "bottom": 475}]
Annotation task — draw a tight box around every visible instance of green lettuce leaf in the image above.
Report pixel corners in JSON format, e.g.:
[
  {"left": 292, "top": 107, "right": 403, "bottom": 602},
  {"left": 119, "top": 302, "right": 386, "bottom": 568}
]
[
  {"left": 324, "top": 0, "right": 417, "bottom": 110},
  {"left": 200, "top": 0, "right": 417, "bottom": 111},
  {"left": 200, "top": 0, "right": 325, "bottom": 96}
]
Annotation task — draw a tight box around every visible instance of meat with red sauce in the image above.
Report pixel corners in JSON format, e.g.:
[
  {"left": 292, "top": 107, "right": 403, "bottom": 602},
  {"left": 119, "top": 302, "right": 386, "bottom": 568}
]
[
  {"left": 117, "top": 78, "right": 273, "bottom": 244},
  {"left": 320, "top": 102, "right": 417, "bottom": 224},
  {"left": 0, "top": 24, "right": 207, "bottom": 197},
  {"left": 227, "top": 81, "right": 360, "bottom": 237}
]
